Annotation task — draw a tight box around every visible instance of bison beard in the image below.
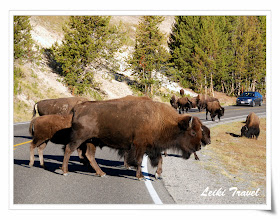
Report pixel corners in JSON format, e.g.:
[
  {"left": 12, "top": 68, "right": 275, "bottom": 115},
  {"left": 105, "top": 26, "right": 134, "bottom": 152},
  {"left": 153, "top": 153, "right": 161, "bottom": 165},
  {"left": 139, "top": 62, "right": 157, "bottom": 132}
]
[{"left": 62, "top": 100, "right": 204, "bottom": 180}]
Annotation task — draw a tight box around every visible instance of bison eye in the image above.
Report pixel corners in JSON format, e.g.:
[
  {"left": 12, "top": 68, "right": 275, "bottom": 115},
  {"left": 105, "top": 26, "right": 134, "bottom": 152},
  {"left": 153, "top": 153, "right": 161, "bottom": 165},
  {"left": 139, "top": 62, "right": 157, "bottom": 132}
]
[{"left": 191, "top": 130, "right": 196, "bottom": 137}]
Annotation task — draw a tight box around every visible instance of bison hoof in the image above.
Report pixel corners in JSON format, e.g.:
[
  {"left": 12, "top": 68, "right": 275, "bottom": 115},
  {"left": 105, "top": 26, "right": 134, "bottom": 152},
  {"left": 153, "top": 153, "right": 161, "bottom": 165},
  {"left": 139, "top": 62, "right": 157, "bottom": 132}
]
[
  {"left": 97, "top": 172, "right": 106, "bottom": 177},
  {"left": 155, "top": 173, "right": 162, "bottom": 180},
  {"left": 138, "top": 176, "right": 146, "bottom": 181}
]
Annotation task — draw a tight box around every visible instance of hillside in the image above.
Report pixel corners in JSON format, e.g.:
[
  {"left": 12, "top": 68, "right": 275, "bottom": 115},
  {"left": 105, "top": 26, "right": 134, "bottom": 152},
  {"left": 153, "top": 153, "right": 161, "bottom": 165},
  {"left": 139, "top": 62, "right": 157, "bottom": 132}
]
[{"left": 14, "top": 16, "right": 236, "bottom": 123}]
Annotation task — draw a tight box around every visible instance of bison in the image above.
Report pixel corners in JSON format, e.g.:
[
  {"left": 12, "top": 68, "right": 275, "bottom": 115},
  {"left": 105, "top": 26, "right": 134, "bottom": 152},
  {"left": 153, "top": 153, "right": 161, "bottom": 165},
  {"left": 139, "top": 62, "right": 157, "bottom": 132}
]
[
  {"left": 170, "top": 95, "right": 179, "bottom": 110},
  {"left": 241, "top": 112, "right": 260, "bottom": 139},
  {"left": 180, "top": 89, "right": 185, "bottom": 97},
  {"left": 61, "top": 99, "right": 206, "bottom": 180},
  {"left": 206, "top": 101, "right": 225, "bottom": 121},
  {"left": 177, "top": 97, "right": 192, "bottom": 114},
  {"left": 189, "top": 97, "right": 197, "bottom": 108},
  {"left": 32, "top": 97, "right": 88, "bottom": 118},
  {"left": 28, "top": 114, "right": 102, "bottom": 174},
  {"left": 196, "top": 94, "right": 218, "bottom": 112}
]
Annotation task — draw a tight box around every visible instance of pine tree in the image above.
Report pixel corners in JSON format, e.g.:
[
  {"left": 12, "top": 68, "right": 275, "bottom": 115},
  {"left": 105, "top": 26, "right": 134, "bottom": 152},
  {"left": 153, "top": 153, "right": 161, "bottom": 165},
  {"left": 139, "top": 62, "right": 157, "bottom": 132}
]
[
  {"left": 130, "top": 16, "right": 169, "bottom": 95},
  {"left": 51, "top": 16, "right": 124, "bottom": 94},
  {"left": 14, "top": 16, "right": 34, "bottom": 60}
]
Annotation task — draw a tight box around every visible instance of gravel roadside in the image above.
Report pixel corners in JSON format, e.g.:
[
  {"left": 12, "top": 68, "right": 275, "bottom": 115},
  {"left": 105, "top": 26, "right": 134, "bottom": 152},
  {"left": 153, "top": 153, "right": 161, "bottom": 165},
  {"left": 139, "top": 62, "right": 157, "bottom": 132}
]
[{"left": 161, "top": 120, "right": 266, "bottom": 205}]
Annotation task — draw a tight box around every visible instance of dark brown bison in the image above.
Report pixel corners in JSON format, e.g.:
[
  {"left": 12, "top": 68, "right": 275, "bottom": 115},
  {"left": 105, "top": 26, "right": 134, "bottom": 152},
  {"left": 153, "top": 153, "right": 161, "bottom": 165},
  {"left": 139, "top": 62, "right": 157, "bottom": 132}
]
[
  {"left": 241, "top": 112, "right": 260, "bottom": 139},
  {"left": 164, "top": 123, "right": 211, "bottom": 160},
  {"left": 206, "top": 101, "right": 225, "bottom": 121},
  {"left": 170, "top": 95, "right": 178, "bottom": 110},
  {"left": 177, "top": 97, "right": 192, "bottom": 114},
  {"left": 196, "top": 94, "right": 218, "bottom": 112},
  {"left": 180, "top": 89, "right": 185, "bottom": 96},
  {"left": 32, "top": 97, "right": 89, "bottom": 118},
  {"left": 61, "top": 99, "right": 206, "bottom": 180}
]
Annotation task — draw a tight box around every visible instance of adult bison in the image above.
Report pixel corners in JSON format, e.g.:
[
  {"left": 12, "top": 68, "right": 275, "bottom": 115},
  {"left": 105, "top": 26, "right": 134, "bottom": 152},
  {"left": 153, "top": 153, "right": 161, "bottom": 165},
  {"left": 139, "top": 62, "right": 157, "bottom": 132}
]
[
  {"left": 196, "top": 94, "right": 218, "bottom": 112},
  {"left": 32, "top": 97, "right": 88, "bottom": 118},
  {"left": 61, "top": 99, "right": 205, "bottom": 180},
  {"left": 170, "top": 95, "right": 178, "bottom": 110},
  {"left": 177, "top": 97, "right": 192, "bottom": 114},
  {"left": 180, "top": 89, "right": 185, "bottom": 97},
  {"left": 206, "top": 101, "right": 225, "bottom": 121},
  {"left": 241, "top": 112, "right": 260, "bottom": 139}
]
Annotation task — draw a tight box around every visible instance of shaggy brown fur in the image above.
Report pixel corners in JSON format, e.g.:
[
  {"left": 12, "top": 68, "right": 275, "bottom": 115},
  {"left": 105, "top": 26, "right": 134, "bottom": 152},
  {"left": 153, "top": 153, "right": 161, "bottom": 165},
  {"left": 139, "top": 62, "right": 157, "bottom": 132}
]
[
  {"left": 196, "top": 94, "right": 218, "bottom": 112},
  {"left": 180, "top": 89, "right": 185, "bottom": 96},
  {"left": 241, "top": 112, "right": 260, "bottom": 139},
  {"left": 62, "top": 99, "right": 205, "bottom": 180},
  {"left": 206, "top": 101, "right": 225, "bottom": 121},
  {"left": 177, "top": 97, "right": 192, "bottom": 114},
  {"left": 29, "top": 114, "right": 73, "bottom": 168},
  {"left": 32, "top": 97, "right": 88, "bottom": 118},
  {"left": 170, "top": 95, "right": 178, "bottom": 110}
]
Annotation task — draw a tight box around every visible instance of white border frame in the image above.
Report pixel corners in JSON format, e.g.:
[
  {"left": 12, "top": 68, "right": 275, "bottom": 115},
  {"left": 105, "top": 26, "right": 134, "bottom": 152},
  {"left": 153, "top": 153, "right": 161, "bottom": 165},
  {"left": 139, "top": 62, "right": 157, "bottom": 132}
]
[{"left": 9, "top": 10, "right": 272, "bottom": 211}]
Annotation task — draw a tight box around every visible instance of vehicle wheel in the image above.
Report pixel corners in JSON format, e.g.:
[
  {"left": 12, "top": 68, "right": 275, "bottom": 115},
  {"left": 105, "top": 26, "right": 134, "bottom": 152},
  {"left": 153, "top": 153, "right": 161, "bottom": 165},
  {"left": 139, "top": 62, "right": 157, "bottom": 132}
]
[
  {"left": 251, "top": 101, "right": 255, "bottom": 107},
  {"left": 259, "top": 101, "right": 262, "bottom": 106}
]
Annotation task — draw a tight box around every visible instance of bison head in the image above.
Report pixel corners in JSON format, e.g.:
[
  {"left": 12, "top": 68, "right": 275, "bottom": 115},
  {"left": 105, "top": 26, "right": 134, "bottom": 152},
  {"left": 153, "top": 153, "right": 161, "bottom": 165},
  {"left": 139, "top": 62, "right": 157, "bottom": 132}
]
[
  {"left": 241, "top": 125, "right": 248, "bottom": 137},
  {"left": 178, "top": 116, "right": 203, "bottom": 159},
  {"left": 201, "top": 125, "right": 211, "bottom": 146}
]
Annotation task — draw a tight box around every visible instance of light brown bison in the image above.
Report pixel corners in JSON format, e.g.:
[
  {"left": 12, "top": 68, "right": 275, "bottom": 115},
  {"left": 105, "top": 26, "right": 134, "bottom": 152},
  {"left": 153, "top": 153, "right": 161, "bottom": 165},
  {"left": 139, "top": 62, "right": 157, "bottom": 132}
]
[
  {"left": 189, "top": 97, "right": 198, "bottom": 108},
  {"left": 241, "top": 112, "right": 260, "bottom": 139},
  {"left": 177, "top": 97, "right": 192, "bottom": 114},
  {"left": 28, "top": 114, "right": 98, "bottom": 173},
  {"left": 196, "top": 94, "right": 218, "bottom": 112},
  {"left": 32, "top": 97, "right": 89, "bottom": 118},
  {"left": 61, "top": 99, "right": 206, "bottom": 180},
  {"left": 170, "top": 95, "right": 178, "bottom": 110},
  {"left": 206, "top": 101, "right": 225, "bottom": 121}
]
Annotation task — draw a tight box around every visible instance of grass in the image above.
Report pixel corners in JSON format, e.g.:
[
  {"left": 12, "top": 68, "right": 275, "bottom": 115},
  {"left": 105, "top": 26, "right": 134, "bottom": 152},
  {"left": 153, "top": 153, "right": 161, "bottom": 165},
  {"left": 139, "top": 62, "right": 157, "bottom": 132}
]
[{"left": 205, "top": 118, "right": 266, "bottom": 188}]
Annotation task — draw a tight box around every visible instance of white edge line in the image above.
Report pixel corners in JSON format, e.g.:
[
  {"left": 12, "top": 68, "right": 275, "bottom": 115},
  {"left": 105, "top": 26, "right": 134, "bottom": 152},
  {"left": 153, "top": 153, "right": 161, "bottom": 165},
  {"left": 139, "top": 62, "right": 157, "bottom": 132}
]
[
  {"left": 141, "top": 155, "right": 163, "bottom": 204},
  {"left": 14, "top": 121, "right": 30, "bottom": 125}
]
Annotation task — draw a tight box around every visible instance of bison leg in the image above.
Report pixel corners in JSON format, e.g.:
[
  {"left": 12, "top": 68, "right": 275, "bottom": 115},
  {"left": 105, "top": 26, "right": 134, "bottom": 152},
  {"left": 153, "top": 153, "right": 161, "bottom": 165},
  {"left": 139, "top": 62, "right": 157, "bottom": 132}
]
[
  {"left": 133, "top": 143, "right": 146, "bottom": 180},
  {"left": 38, "top": 142, "right": 47, "bottom": 169},
  {"left": 61, "top": 142, "right": 81, "bottom": 176},
  {"left": 155, "top": 155, "right": 163, "bottom": 180},
  {"left": 29, "top": 141, "right": 36, "bottom": 167},
  {"left": 206, "top": 110, "right": 208, "bottom": 120},
  {"left": 85, "top": 143, "right": 106, "bottom": 177},
  {"left": 123, "top": 151, "right": 132, "bottom": 169},
  {"left": 194, "top": 152, "right": 200, "bottom": 160}
]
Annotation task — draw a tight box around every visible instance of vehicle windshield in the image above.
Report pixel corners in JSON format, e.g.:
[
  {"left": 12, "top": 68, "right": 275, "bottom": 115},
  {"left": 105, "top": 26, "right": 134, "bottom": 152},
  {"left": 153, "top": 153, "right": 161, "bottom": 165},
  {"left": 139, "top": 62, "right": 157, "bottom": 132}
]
[{"left": 240, "top": 92, "right": 255, "bottom": 97}]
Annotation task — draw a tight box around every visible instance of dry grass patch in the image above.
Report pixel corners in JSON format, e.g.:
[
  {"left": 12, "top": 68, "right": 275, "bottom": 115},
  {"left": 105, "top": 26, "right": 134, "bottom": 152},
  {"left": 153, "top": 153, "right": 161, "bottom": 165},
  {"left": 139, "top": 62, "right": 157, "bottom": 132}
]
[{"left": 208, "top": 118, "right": 266, "bottom": 188}]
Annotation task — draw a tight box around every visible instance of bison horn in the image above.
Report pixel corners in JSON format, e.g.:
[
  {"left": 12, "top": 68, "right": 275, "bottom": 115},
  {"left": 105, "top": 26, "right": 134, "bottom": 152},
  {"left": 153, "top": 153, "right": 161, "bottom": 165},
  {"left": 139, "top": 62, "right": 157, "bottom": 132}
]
[{"left": 189, "top": 116, "right": 193, "bottom": 127}]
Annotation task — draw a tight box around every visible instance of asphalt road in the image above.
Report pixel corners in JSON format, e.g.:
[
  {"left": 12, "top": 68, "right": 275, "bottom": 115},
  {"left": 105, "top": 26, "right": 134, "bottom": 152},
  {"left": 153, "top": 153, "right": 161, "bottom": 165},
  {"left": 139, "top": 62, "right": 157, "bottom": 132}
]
[{"left": 13, "top": 104, "right": 266, "bottom": 205}]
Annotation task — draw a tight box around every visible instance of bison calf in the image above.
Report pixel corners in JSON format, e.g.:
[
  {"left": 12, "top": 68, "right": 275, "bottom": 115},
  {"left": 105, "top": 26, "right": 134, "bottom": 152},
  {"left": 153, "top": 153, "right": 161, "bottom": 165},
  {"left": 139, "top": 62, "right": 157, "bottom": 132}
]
[
  {"left": 241, "top": 112, "right": 260, "bottom": 139},
  {"left": 177, "top": 97, "right": 192, "bottom": 114},
  {"left": 206, "top": 101, "right": 225, "bottom": 121},
  {"left": 29, "top": 114, "right": 73, "bottom": 168},
  {"left": 29, "top": 114, "right": 102, "bottom": 174}
]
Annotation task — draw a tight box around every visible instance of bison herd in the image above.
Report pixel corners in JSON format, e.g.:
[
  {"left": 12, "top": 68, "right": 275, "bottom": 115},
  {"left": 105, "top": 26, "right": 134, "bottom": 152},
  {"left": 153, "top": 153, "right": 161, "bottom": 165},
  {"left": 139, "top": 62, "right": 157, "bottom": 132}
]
[
  {"left": 28, "top": 92, "right": 260, "bottom": 181},
  {"left": 170, "top": 93, "right": 224, "bottom": 121}
]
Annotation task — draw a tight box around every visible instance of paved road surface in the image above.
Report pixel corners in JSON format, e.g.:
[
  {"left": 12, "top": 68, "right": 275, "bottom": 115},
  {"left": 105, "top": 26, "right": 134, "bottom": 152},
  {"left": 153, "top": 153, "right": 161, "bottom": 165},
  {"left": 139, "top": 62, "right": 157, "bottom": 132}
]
[{"left": 13, "top": 104, "right": 266, "bottom": 205}]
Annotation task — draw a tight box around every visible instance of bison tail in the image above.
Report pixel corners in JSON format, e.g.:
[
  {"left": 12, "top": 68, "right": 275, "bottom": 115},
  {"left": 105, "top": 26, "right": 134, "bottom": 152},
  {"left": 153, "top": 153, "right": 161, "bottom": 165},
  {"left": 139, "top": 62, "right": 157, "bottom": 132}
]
[
  {"left": 32, "top": 102, "right": 38, "bottom": 118},
  {"left": 29, "top": 120, "right": 35, "bottom": 137}
]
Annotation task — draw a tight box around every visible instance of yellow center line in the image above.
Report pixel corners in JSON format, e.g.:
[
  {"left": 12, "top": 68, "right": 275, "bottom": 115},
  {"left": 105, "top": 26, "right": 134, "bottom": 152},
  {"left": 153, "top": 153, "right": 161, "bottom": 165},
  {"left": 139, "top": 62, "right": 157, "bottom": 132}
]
[{"left": 14, "top": 140, "right": 32, "bottom": 148}]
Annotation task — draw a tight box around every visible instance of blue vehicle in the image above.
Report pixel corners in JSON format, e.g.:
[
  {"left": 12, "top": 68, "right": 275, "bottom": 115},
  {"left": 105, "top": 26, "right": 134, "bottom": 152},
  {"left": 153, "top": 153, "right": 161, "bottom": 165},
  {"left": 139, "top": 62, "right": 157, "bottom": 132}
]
[{"left": 236, "top": 92, "right": 263, "bottom": 107}]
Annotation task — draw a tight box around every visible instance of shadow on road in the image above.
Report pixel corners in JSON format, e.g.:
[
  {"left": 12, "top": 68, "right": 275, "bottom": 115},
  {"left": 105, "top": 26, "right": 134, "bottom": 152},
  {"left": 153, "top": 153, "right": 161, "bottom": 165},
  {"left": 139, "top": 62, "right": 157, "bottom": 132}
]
[{"left": 14, "top": 155, "right": 154, "bottom": 181}]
